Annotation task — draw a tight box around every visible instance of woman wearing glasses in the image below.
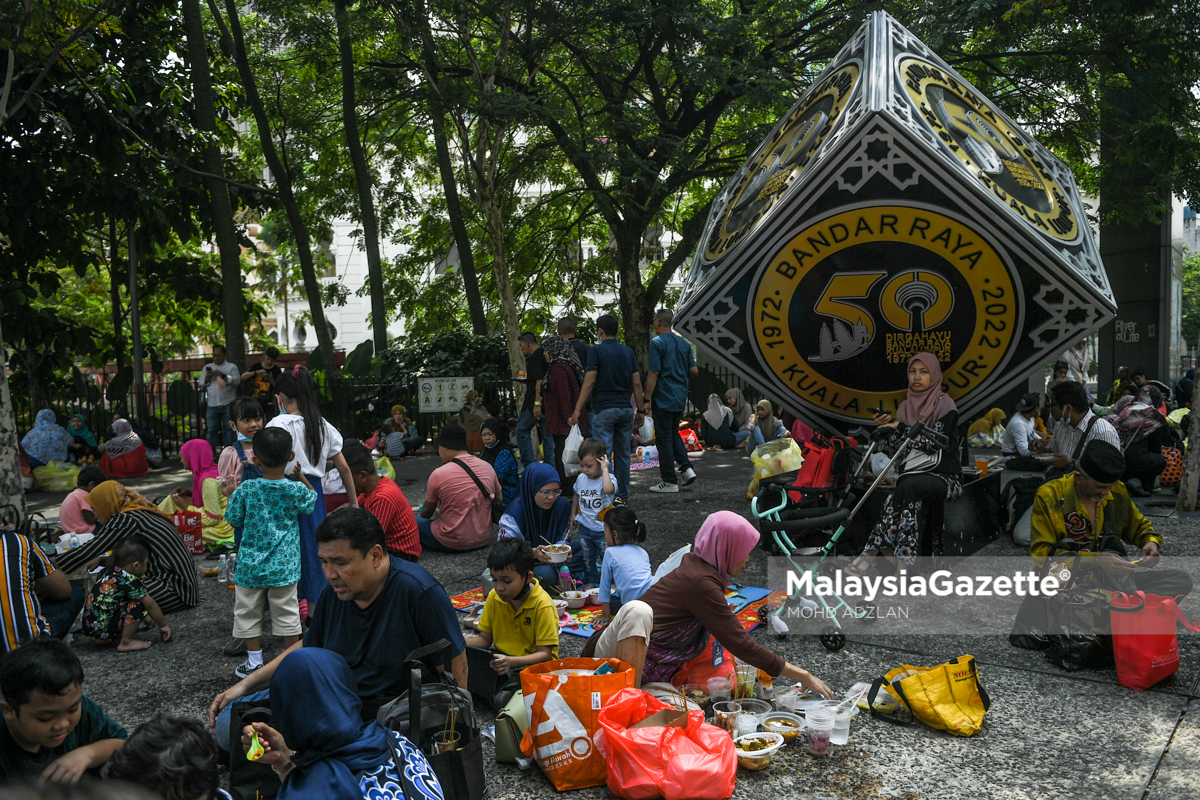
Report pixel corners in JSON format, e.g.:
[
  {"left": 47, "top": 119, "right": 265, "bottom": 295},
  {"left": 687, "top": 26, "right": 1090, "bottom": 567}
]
[{"left": 498, "top": 463, "right": 584, "bottom": 587}]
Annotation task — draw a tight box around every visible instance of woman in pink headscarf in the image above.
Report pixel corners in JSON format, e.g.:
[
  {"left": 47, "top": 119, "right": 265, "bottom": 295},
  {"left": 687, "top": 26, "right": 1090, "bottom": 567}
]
[
  {"left": 583, "top": 510, "right": 833, "bottom": 696},
  {"left": 158, "top": 438, "right": 235, "bottom": 550},
  {"left": 847, "top": 353, "right": 963, "bottom": 575}
]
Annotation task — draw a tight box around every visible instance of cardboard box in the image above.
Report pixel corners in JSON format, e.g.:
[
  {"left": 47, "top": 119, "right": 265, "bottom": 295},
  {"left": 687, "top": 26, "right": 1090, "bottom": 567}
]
[{"left": 630, "top": 706, "right": 688, "bottom": 730}]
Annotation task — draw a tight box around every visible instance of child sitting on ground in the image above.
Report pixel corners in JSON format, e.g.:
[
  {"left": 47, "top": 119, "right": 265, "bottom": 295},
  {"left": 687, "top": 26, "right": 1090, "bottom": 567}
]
[
  {"left": 0, "top": 638, "right": 128, "bottom": 783},
  {"left": 222, "top": 427, "right": 317, "bottom": 680},
  {"left": 103, "top": 712, "right": 230, "bottom": 800},
  {"left": 465, "top": 538, "right": 559, "bottom": 704},
  {"left": 81, "top": 537, "right": 171, "bottom": 652},
  {"left": 598, "top": 507, "right": 652, "bottom": 622},
  {"left": 569, "top": 438, "right": 615, "bottom": 589}
]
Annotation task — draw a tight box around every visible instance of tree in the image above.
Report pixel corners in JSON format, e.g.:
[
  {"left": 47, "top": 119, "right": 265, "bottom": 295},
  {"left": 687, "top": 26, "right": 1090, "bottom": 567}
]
[
  {"left": 0, "top": 317, "right": 27, "bottom": 522},
  {"left": 1181, "top": 254, "right": 1200, "bottom": 347}
]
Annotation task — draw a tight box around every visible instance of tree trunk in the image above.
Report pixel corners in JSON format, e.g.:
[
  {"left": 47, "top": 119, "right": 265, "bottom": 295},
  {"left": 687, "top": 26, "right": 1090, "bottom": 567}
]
[
  {"left": 334, "top": 0, "right": 388, "bottom": 352},
  {"left": 476, "top": 182, "right": 524, "bottom": 393},
  {"left": 108, "top": 216, "right": 125, "bottom": 370},
  {"left": 614, "top": 225, "right": 653, "bottom": 373},
  {"left": 1177, "top": 341, "right": 1200, "bottom": 512},
  {"left": 221, "top": 0, "right": 336, "bottom": 366},
  {"left": 0, "top": 316, "right": 28, "bottom": 524},
  {"left": 181, "top": 0, "right": 245, "bottom": 367}
]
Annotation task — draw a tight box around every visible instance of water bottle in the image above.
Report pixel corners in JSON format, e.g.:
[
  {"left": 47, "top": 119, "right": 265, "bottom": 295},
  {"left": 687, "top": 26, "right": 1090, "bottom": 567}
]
[
  {"left": 558, "top": 564, "right": 573, "bottom": 593},
  {"left": 217, "top": 555, "right": 228, "bottom": 583},
  {"left": 227, "top": 553, "right": 237, "bottom": 588}
]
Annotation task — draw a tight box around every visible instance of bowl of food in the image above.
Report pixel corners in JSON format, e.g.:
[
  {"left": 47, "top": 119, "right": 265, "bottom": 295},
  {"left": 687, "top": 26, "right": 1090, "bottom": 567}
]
[
  {"left": 561, "top": 590, "right": 588, "bottom": 609},
  {"left": 585, "top": 587, "right": 600, "bottom": 599},
  {"left": 681, "top": 683, "right": 711, "bottom": 709},
  {"left": 733, "top": 731, "right": 784, "bottom": 771},
  {"left": 760, "top": 711, "right": 805, "bottom": 742},
  {"left": 543, "top": 543, "right": 573, "bottom": 563},
  {"left": 552, "top": 599, "right": 569, "bottom": 614}
]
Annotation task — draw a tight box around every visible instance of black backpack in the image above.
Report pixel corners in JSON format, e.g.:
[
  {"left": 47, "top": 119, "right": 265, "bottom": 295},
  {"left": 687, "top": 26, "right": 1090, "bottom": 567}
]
[{"left": 1001, "top": 477, "right": 1043, "bottom": 538}]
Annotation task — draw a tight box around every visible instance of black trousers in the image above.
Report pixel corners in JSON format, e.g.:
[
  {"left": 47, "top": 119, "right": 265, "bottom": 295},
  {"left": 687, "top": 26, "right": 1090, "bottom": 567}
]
[
  {"left": 652, "top": 405, "right": 691, "bottom": 484},
  {"left": 1122, "top": 440, "right": 1167, "bottom": 489}
]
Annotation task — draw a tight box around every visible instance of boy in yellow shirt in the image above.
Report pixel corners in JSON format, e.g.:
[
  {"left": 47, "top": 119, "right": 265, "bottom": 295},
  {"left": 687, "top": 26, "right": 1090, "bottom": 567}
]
[{"left": 466, "top": 538, "right": 559, "bottom": 706}]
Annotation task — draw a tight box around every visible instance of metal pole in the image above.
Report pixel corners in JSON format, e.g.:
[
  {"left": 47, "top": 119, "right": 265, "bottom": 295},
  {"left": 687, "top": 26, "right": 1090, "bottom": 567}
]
[{"left": 129, "top": 223, "right": 145, "bottom": 417}]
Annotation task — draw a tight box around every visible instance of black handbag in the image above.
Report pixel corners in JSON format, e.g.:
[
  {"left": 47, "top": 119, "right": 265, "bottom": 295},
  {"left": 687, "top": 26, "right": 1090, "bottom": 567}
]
[
  {"left": 227, "top": 702, "right": 279, "bottom": 800},
  {"left": 378, "top": 640, "right": 488, "bottom": 800},
  {"left": 452, "top": 458, "right": 506, "bottom": 523}
]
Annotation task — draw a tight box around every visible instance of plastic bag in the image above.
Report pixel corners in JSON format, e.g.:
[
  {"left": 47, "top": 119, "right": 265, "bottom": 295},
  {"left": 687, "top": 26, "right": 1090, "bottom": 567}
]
[
  {"left": 32, "top": 461, "right": 81, "bottom": 493},
  {"left": 519, "top": 657, "right": 636, "bottom": 790},
  {"left": 1110, "top": 592, "right": 1200, "bottom": 691},
  {"left": 746, "top": 437, "right": 803, "bottom": 498},
  {"left": 639, "top": 417, "right": 655, "bottom": 444},
  {"left": 375, "top": 455, "right": 396, "bottom": 481},
  {"left": 679, "top": 428, "right": 702, "bottom": 452},
  {"left": 651, "top": 544, "right": 691, "bottom": 585},
  {"left": 597, "top": 688, "right": 736, "bottom": 800},
  {"left": 562, "top": 424, "right": 584, "bottom": 476},
  {"left": 171, "top": 511, "right": 203, "bottom": 554}
]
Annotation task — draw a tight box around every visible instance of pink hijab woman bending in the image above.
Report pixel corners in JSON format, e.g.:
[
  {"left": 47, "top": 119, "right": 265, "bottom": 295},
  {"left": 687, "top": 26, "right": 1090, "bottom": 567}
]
[
  {"left": 158, "top": 438, "right": 235, "bottom": 550},
  {"left": 847, "top": 353, "right": 963, "bottom": 576}
]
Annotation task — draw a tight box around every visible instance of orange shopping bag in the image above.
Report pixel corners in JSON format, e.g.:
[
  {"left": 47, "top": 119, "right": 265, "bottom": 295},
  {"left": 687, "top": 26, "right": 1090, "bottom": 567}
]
[{"left": 519, "top": 657, "right": 635, "bottom": 790}]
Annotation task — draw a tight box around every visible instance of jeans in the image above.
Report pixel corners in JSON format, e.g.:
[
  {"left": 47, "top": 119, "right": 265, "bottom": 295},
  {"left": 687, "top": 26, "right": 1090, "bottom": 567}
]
[
  {"left": 206, "top": 404, "right": 234, "bottom": 449},
  {"left": 215, "top": 688, "right": 272, "bottom": 751},
  {"left": 588, "top": 406, "right": 636, "bottom": 500},
  {"left": 734, "top": 430, "right": 750, "bottom": 445},
  {"left": 532, "top": 539, "right": 585, "bottom": 587},
  {"left": 577, "top": 525, "right": 606, "bottom": 586},
  {"left": 43, "top": 586, "right": 85, "bottom": 639},
  {"left": 750, "top": 425, "right": 788, "bottom": 448},
  {"left": 516, "top": 409, "right": 543, "bottom": 468},
  {"left": 416, "top": 515, "right": 459, "bottom": 553},
  {"left": 651, "top": 405, "right": 691, "bottom": 484}
]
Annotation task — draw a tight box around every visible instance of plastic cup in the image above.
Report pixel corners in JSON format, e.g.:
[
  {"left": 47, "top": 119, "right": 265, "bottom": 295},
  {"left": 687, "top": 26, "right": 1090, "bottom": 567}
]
[
  {"left": 776, "top": 691, "right": 798, "bottom": 713},
  {"left": 975, "top": 457, "right": 989, "bottom": 477},
  {"left": 734, "top": 664, "right": 757, "bottom": 698},
  {"left": 433, "top": 730, "right": 461, "bottom": 753},
  {"left": 830, "top": 704, "right": 858, "bottom": 745},
  {"left": 707, "top": 676, "right": 732, "bottom": 703},
  {"left": 806, "top": 707, "right": 834, "bottom": 756},
  {"left": 735, "top": 713, "right": 759, "bottom": 737},
  {"left": 712, "top": 701, "right": 741, "bottom": 737}
]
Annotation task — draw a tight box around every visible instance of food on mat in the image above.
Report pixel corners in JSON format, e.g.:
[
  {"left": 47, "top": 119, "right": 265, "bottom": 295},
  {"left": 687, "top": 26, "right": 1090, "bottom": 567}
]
[
  {"left": 734, "top": 732, "right": 782, "bottom": 770},
  {"left": 544, "top": 544, "right": 571, "bottom": 553},
  {"left": 763, "top": 717, "right": 802, "bottom": 741}
]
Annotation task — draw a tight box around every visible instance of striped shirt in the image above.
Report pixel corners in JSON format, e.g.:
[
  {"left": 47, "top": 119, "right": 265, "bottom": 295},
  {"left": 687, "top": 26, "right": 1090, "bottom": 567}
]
[
  {"left": 0, "top": 533, "right": 54, "bottom": 652},
  {"left": 56, "top": 511, "right": 200, "bottom": 613},
  {"left": 1047, "top": 410, "right": 1121, "bottom": 460}
]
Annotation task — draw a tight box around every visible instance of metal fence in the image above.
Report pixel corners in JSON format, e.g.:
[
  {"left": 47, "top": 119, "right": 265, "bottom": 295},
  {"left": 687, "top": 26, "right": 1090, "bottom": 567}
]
[
  {"left": 687, "top": 363, "right": 765, "bottom": 413},
  {"left": 13, "top": 374, "right": 522, "bottom": 457}
]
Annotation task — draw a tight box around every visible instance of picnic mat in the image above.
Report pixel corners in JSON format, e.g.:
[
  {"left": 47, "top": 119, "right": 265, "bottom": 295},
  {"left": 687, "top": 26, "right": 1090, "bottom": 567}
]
[
  {"left": 736, "top": 590, "right": 789, "bottom": 633},
  {"left": 630, "top": 458, "right": 659, "bottom": 471}
]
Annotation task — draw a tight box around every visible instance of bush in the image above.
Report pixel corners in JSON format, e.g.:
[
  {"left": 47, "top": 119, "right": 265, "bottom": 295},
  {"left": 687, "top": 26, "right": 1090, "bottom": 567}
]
[{"left": 381, "top": 330, "right": 512, "bottom": 385}]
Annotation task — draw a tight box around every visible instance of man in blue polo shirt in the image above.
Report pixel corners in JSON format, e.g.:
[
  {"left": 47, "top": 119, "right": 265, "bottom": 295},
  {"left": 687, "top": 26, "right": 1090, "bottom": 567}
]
[
  {"left": 644, "top": 308, "right": 699, "bottom": 493},
  {"left": 569, "top": 314, "right": 643, "bottom": 503}
]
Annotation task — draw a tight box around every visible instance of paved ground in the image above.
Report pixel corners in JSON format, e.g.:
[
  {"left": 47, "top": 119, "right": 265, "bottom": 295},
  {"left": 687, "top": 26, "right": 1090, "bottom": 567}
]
[{"left": 24, "top": 448, "right": 1200, "bottom": 799}]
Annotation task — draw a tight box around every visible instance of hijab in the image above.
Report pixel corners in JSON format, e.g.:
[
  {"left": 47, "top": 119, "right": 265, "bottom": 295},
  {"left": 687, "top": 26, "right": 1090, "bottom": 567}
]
[
  {"left": 693, "top": 510, "right": 760, "bottom": 577},
  {"left": 271, "top": 648, "right": 434, "bottom": 800},
  {"left": 725, "top": 388, "right": 752, "bottom": 429},
  {"left": 100, "top": 418, "right": 142, "bottom": 457},
  {"left": 478, "top": 418, "right": 510, "bottom": 467},
  {"left": 702, "top": 393, "right": 733, "bottom": 429},
  {"left": 21, "top": 409, "right": 72, "bottom": 464},
  {"left": 753, "top": 399, "right": 779, "bottom": 437},
  {"left": 895, "top": 353, "right": 957, "bottom": 426},
  {"left": 541, "top": 334, "right": 585, "bottom": 389},
  {"left": 968, "top": 408, "right": 1007, "bottom": 437},
  {"left": 68, "top": 414, "right": 98, "bottom": 448},
  {"left": 180, "top": 439, "right": 220, "bottom": 501},
  {"left": 85, "top": 481, "right": 170, "bottom": 523},
  {"left": 506, "top": 462, "right": 571, "bottom": 545}
]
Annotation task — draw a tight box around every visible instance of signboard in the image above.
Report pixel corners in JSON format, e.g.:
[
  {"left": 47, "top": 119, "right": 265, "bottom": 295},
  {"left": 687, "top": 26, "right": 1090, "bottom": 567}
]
[
  {"left": 418, "top": 377, "right": 474, "bottom": 413},
  {"left": 676, "top": 11, "right": 1116, "bottom": 431}
]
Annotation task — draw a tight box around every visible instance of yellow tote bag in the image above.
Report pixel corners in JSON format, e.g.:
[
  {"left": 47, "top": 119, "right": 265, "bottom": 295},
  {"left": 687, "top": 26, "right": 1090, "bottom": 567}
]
[{"left": 866, "top": 654, "right": 990, "bottom": 737}]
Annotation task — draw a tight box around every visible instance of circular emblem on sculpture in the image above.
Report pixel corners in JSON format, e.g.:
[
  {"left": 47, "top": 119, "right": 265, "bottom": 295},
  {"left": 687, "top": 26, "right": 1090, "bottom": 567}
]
[
  {"left": 898, "top": 57, "right": 1078, "bottom": 242},
  {"left": 751, "top": 206, "right": 1019, "bottom": 419},
  {"left": 704, "top": 64, "right": 861, "bottom": 263}
]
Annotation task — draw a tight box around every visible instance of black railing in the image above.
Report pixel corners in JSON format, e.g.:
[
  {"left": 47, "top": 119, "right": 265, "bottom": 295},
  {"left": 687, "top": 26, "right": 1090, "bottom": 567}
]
[{"left": 688, "top": 363, "right": 765, "bottom": 413}]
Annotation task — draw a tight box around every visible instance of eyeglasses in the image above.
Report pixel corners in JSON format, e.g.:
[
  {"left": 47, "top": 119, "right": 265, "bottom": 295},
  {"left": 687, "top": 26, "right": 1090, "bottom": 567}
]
[{"left": 537, "top": 488, "right": 562, "bottom": 498}]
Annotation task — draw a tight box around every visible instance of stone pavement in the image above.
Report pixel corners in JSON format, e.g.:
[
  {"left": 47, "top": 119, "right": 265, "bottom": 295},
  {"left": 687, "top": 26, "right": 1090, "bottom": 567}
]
[{"left": 22, "top": 448, "right": 1200, "bottom": 799}]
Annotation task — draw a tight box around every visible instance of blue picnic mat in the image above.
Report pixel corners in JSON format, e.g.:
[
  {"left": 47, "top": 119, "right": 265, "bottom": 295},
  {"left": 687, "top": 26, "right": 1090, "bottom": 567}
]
[{"left": 559, "top": 583, "right": 775, "bottom": 639}]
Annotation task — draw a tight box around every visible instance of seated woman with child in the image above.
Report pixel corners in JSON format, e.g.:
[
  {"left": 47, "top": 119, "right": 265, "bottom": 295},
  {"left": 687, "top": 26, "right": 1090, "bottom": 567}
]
[{"left": 497, "top": 463, "right": 583, "bottom": 587}]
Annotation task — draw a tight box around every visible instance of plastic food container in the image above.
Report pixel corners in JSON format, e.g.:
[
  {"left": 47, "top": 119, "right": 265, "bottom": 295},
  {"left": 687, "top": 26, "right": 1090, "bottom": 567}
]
[
  {"left": 560, "top": 590, "right": 588, "bottom": 609},
  {"left": 552, "top": 599, "right": 569, "bottom": 613},
  {"left": 735, "top": 698, "right": 772, "bottom": 721},
  {"left": 733, "top": 731, "right": 784, "bottom": 770},
  {"left": 543, "top": 544, "right": 573, "bottom": 563},
  {"left": 760, "top": 711, "right": 805, "bottom": 742},
  {"left": 681, "top": 683, "right": 711, "bottom": 709}
]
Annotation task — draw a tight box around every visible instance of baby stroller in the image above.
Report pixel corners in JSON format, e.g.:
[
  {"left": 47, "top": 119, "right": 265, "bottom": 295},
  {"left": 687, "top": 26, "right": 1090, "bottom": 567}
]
[{"left": 751, "top": 421, "right": 949, "bottom": 651}]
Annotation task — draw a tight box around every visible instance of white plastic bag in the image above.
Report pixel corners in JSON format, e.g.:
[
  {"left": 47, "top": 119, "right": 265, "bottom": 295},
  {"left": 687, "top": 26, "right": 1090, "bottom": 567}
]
[
  {"left": 562, "top": 424, "right": 584, "bottom": 476},
  {"left": 639, "top": 416, "right": 655, "bottom": 443},
  {"left": 651, "top": 544, "right": 692, "bottom": 584}
]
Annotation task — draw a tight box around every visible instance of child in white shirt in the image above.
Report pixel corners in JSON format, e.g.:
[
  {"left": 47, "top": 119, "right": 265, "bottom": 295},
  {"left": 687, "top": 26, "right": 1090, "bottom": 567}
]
[{"left": 569, "top": 438, "right": 614, "bottom": 587}]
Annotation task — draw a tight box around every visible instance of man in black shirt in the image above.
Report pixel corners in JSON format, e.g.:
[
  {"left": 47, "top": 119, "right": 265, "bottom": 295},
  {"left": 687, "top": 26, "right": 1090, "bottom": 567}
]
[
  {"left": 241, "top": 347, "right": 284, "bottom": 418},
  {"left": 516, "top": 331, "right": 551, "bottom": 468}
]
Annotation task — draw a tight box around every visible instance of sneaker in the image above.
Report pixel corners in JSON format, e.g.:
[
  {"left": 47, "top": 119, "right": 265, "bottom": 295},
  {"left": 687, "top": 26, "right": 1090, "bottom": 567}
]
[
  {"left": 649, "top": 481, "right": 679, "bottom": 493},
  {"left": 223, "top": 637, "right": 247, "bottom": 657},
  {"left": 234, "top": 660, "right": 264, "bottom": 680},
  {"left": 681, "top": 467, "right": 698, "bottom": 486},
  {"left": 612, "top": 496, "right": 628, "bottom": 508}
]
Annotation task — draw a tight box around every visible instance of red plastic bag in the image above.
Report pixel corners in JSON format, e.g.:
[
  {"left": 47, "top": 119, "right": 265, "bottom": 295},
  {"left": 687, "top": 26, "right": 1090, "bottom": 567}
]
[
  {"left": 519, "top": 657, "right": 636, "bottom": 791},
  {"left": 679, "top": 428, "right": 702, "bottom": 452},
  {"left": 1110, "top": 592, "right": 1200, "bottom": 690},
  {"left": 172, "top": 511, "right": 203, "bottom": 554},
  {"left": 597, "top": 688, "right": 736, "bottom": 800}
]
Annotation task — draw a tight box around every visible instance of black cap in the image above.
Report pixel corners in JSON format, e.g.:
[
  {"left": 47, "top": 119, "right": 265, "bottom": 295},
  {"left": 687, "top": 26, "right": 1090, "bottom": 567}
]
[
  {"left": 1015, "top": 396, "right": 1038, "bottom": 412},
  {"left": 435, "top": 422, "right": 470, "bottom": 451},
  {"left": 1077, "top": 439, "right": 1124, "bottom": 484}
]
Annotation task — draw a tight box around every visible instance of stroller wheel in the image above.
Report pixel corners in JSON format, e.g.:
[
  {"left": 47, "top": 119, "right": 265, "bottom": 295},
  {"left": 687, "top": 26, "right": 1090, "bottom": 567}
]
[
  {"left": 758, "top": 603, "right": 781, "bottom": 625},
  {"left": 819, "top": 626, "right": 846, "bottom": 652}
]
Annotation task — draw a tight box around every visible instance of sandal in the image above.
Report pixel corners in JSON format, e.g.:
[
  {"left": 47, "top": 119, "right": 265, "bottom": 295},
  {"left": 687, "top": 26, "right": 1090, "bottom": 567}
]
[{"left": 844, "top": 554, "right": 876, "bottom": 578}]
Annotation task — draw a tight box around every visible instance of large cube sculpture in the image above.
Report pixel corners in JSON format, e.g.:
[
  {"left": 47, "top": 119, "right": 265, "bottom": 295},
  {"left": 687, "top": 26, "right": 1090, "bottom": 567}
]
[{"left": 676, "top": 11, "right": 1116, "bottom": 431}]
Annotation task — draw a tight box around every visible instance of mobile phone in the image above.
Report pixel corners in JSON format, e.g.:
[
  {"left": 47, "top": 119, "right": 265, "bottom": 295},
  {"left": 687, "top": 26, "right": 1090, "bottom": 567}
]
[{"left": 868, "top": 407, "right": 885, "bottom": 415}]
